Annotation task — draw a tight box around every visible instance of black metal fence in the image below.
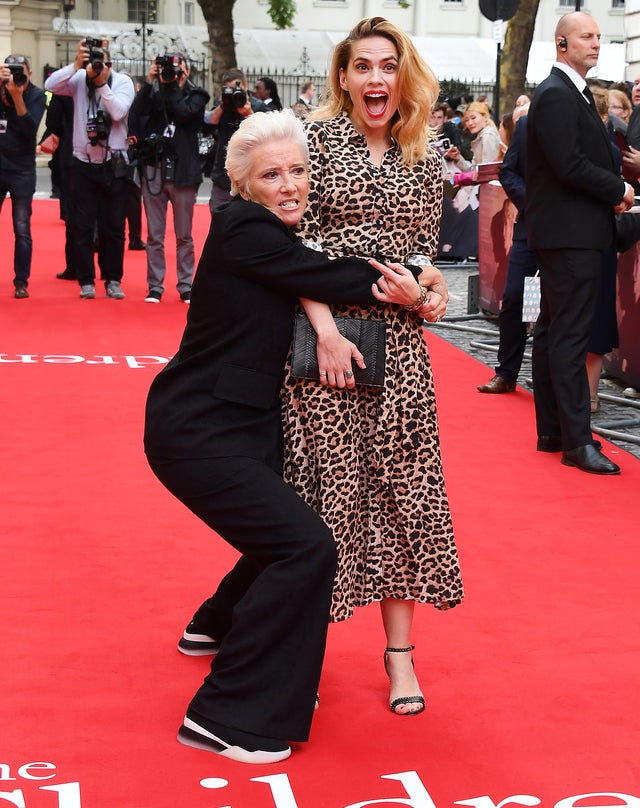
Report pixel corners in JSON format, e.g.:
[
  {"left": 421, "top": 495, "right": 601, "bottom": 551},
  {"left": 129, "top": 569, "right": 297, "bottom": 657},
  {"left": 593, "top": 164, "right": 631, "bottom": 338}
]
[
  {"left": 50, "top": 49, "right": 530, "bottom": 112},
  {"left": 236, "top": 71, "right": 536, "bottom": 110}
]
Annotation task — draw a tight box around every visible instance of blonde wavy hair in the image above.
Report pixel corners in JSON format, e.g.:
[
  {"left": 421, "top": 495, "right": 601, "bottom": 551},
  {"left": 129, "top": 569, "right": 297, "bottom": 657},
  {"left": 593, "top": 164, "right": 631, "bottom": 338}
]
[
  {"left": 311, "top": 17, "right": 440, "bottom": 166},
  {"left": 463, "top": 101, "right": 498, "bottom": 131}
]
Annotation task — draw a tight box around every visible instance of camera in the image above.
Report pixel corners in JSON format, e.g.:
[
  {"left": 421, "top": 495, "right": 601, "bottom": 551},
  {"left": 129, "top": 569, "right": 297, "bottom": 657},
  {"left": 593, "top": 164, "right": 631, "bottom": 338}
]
[
  {"left": 83, "top": 37, "right": 108, "bottom": 74},
  {"left": 155, "top": 55, "right": 182, "bottom": 83},
  {"left": 3, "top": 56, "right": 28, "bottom": 87},
  {"left": 86, "top": 109, "right": 111, "bottom": 145},
  {"left": 5, "top": 64, "right": 27, "bottom": 86},
  {"left": 433, "top": 137, "right": 452, "bottom": 155},
  {"left": 131, "top": 133, "right": 165, "bottom": 165},
  {"left": 221, "top": 80, "right": 247, "bottom": 111}
]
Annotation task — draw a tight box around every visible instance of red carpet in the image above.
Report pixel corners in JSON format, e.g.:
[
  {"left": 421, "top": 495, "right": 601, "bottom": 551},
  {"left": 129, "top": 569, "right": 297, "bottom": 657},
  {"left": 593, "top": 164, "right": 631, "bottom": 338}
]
[{"left": 1, "top": 201, "right": 639, "bottom": 806}]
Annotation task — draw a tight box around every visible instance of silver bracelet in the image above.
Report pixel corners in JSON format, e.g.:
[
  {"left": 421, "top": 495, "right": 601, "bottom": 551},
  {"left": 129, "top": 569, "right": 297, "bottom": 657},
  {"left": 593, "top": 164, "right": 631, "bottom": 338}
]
[{"left": 404, "top": 285, "right": 429, "bottom": 311}]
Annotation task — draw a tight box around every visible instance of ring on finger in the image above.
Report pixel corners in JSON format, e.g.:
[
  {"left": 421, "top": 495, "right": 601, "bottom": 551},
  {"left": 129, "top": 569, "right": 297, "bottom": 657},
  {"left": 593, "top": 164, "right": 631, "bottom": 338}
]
[{"left": 345, "top": 369, "right": 354, "bottom": 378}]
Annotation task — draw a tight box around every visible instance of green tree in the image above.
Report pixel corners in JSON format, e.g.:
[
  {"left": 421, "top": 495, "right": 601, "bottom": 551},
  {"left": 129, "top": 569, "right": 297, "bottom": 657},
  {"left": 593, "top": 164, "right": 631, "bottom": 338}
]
[
  {"left": 197, "top": 0, "right": 296, "bottom": 86},
  {"left": 499, "top": 0, "right": 540, "bottom": 117}
]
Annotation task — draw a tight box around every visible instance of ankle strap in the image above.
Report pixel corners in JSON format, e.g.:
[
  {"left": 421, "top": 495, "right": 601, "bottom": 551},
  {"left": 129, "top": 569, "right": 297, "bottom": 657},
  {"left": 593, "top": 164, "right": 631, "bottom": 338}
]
[{"left": 384, "top": 645, "right": 415, "bottom": 653}]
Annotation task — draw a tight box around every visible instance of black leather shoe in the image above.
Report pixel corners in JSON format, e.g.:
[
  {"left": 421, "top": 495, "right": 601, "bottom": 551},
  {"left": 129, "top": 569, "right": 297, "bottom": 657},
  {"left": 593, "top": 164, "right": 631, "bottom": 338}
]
[
  {"left": 14, "top": 284, "right": 29, "bottom": 299},
  {"left": 128, "top": 239, "right": 146, "bottom": 251},
  {"left": 477, "top": 375, "right": 516, "bottom": 394},
  {"left": 56, "top": 268, "right": 77, "bottom": 281},
  {"left": 537, "top": 436, "right": 602, "bottom": 453},
  {"left": 561, "top": 444, "right": 620, "bottom": 475}
]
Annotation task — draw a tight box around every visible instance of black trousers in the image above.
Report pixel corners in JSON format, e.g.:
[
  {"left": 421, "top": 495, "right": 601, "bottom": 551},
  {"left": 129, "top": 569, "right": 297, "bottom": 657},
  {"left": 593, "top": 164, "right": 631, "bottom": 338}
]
[
  {"left": 70, "top": 157, "right": 128, "bottom": 286},
  {"left": 126, "top": 178, "right": 143, "bottom": 243},
  {"left": 147, "top": 455, "right": 338, "bottom": 742},
  {"left": 495, "top": 238, "right": 538, "bottom": 381},
  {"left": 532, "top": 247, "right": 601, "bottom": 449}
]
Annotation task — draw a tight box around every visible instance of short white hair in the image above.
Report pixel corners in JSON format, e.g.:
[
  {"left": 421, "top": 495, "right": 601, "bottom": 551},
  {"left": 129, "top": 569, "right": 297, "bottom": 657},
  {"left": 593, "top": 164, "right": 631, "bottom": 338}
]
[{"left": 225, "top": 110, "right": 309, "bottom": 197}]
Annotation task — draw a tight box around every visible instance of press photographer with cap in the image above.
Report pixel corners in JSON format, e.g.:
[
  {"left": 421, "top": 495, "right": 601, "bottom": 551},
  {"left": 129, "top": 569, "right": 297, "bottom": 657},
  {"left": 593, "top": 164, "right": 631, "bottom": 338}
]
[
  {"left": 129, "top": 52, "right": 209, "bottom": 304},
  {"left": 45, "top": 39, "right": 135, "bottom": 300},
  {"left": 0, "top": 54, "right": 46, "bottom": 299},
  {"left": 204, "top": 68, "right": 269, "bottom": 214}
]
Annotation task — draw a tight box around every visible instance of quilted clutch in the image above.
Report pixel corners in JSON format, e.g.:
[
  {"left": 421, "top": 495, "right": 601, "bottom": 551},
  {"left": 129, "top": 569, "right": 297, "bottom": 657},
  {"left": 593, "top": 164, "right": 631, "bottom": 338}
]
[{"left": 290, "top": 312, "right": 387, "bottom": 388}]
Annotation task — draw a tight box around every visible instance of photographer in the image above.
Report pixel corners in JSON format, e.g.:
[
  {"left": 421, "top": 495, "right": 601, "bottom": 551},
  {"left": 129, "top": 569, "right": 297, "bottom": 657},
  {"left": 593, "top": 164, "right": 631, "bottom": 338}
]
[
  {"left": 45, "top": 39, "right": 134, "bottom": 300},
  {"left": 205, "top": 68, "right": 268, "bottom": 214},
  {"left": 0, "top": 54, "right": 46, "bottom": 299},
  {"left": 130, "top": 52, "right": 209, "bottom": 304},
  {"left": 429, "top": 102, "right": 462, "bottom": 163}
]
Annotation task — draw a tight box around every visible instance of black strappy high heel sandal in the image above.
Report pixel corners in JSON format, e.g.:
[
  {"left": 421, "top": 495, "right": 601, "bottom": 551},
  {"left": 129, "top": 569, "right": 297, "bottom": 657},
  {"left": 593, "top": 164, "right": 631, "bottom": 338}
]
[{"left": 383, "top": 645, "right": 426, "bottom": 715}]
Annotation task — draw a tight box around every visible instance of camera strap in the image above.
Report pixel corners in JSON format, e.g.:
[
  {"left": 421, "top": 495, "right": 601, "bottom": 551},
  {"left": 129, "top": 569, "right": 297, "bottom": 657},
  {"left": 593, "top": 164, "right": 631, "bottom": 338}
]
[
  {"left": 85, "top": 72, "right": 112, "bottom": 111},
  {"left": 85, "top": 78, "right": 113, "bottom": 163}
]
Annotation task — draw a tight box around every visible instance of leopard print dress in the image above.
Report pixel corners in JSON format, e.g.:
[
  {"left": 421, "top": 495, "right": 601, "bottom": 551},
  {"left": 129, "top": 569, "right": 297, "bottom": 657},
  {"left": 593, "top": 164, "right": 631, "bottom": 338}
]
[{"left": 281, "top": 115, "right": 464, "bottom": 622}]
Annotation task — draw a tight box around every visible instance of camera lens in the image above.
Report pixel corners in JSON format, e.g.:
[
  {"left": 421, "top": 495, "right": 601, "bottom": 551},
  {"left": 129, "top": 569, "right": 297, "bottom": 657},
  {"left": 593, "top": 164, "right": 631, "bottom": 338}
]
[{"left": 7, "top": 66, "right": 27, "bottom": 86}]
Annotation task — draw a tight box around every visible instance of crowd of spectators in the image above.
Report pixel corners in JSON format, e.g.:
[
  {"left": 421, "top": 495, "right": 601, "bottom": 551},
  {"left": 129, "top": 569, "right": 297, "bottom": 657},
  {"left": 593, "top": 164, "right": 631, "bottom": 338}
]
[{"left": 4, "top": 54, "right": 640, "bottom": 316}]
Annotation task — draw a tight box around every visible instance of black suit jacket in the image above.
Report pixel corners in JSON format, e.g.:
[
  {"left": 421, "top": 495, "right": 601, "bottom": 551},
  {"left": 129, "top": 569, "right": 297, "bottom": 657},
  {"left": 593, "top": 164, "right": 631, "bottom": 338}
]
[
  {"left": 144, "top": 198, "right": 401, "bottom": 465},
  {"left": 499, "top": 116, "right": 527, "bottom": 241},
  {"left": 525, "top": 67, "right": 625, "bottom": 251}
]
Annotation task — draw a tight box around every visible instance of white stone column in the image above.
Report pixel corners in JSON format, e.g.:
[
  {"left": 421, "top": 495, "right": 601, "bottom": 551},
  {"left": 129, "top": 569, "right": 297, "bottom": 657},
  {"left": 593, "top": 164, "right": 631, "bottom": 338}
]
[
  {"left": 412, "top": 0, "right": 428, "bottom": 38},
  {"left": 626, "top": 0, "right": 640, "bottom": 80}
]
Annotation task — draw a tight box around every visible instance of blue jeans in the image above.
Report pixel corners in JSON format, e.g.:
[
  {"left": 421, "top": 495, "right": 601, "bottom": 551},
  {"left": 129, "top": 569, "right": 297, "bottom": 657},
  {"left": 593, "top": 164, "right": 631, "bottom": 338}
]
[{"left": 0, "top": 170, "right": 36, "bottom": 286}]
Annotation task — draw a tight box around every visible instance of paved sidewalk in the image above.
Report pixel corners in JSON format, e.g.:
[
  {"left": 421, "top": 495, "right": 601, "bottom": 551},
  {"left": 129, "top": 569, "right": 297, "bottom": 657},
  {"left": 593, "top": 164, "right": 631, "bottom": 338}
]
[{"left": 434, "top": 260, "right": 640, "bottom": 461}]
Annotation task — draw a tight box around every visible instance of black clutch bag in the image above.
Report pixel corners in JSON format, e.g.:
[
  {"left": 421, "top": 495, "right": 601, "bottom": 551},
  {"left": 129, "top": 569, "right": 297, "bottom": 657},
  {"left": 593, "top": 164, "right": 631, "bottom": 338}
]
[{"left": 290, "top": 312, "right": 387, "bottom": 388}]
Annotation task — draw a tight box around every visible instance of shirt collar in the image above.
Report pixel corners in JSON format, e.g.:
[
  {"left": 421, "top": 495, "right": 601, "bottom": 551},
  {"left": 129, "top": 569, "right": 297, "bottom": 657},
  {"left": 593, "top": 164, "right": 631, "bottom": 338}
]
[{"left": 553, "top": 61, "right": 587, "bottom": 95}]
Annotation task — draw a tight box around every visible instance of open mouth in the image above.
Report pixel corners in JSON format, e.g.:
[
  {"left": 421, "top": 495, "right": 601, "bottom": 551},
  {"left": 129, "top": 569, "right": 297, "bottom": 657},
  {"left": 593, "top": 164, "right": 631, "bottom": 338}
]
[
  {"left": 280, "top": 200, "right": 299, "bottom": 209},
  {"left": 364, "top": 92, "right": 388, "bottom": 117}
]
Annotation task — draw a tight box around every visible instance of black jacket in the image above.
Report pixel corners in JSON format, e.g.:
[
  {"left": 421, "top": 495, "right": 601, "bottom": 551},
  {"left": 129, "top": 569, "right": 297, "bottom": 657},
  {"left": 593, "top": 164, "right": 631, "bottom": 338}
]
[
  {"left": 526, "top": 67, "right": 625, "bottom": 250},
  {"left": 210, "top": 96, "right": 269, "bottom": 189},
  {"left": 0, "top": 81, "right": 46, "bottom": 173},
  {"left": 130, "top": 78, "right": 209, "bottom": 187},
  {"left": 498, "top": 116, "right": 527, "bottom": 242},
  {"left": 144, "top": 198, "right": 399, "bottom": 465},
  {"left": 43, "top": 94, "right": 74, "bottom": 169}
]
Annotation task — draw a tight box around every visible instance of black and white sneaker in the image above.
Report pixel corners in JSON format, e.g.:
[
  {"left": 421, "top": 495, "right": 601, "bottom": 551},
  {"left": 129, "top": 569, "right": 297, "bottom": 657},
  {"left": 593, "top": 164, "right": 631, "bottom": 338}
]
[
  {"left": 177, "top": 627, "right": 220, "bottom": 657},
  {"left": 178, "top": 715, "right": 291, "bottom": 764}
]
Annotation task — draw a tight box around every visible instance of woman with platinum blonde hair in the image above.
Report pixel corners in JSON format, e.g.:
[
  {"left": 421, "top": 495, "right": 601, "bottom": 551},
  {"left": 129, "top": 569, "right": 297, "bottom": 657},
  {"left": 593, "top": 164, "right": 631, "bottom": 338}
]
[
  {"left": 449, "top": 100, "right": 502, "bottom": 170},
  {"left": 226, "top": 108, "right": 309, "bottom": 197},
  {"left": 146, "top": 110, "right": 446, "bottom": 764}
]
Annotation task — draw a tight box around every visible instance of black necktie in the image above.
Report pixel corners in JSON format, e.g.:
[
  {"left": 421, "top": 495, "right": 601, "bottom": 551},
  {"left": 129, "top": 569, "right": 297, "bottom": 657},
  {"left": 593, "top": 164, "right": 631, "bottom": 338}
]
[{"left": 583, "top": 85, "right": 594, "bottom": 104}]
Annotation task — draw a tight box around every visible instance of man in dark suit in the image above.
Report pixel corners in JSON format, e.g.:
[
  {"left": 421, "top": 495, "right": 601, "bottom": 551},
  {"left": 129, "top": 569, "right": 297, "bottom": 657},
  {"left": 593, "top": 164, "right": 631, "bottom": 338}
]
[
  {"left": 478, "top": 111, "right": 538, "bottom": 394},
  {"left": 525, "top": 11, "right": 634, "bottom": 475}
]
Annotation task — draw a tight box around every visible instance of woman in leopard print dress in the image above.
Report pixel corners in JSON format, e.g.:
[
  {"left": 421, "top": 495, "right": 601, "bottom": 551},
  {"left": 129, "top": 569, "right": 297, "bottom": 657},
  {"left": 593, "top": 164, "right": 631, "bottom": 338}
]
[{"left": 281, "top": 17, "right": 464, "bottom": 715}]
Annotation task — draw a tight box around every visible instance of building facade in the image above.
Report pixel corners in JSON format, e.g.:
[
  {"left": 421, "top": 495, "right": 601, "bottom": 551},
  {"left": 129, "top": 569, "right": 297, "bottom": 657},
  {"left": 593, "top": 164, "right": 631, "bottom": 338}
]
[{"left": 0, "top": 0, "right": 635, "bottom": 97}]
